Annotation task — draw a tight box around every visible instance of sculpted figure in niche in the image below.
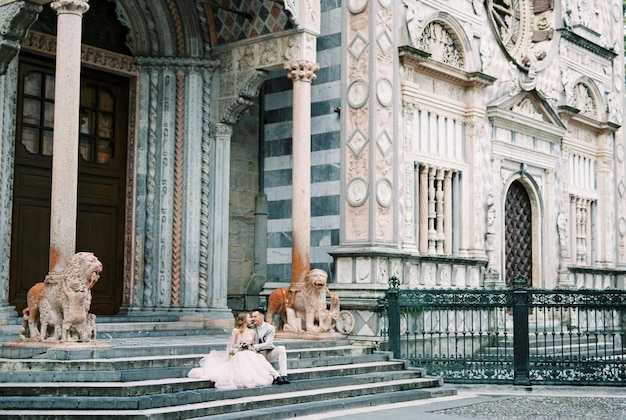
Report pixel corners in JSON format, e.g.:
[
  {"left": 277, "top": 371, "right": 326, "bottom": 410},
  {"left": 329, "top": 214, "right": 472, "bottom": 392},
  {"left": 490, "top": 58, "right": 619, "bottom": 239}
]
[
  {"left": 557, "top": 212, "right": 569, "bottom": 258},
  {"left": 20, "top": 252, "right": 102, "bottom": 342},
  {"left": 266, "top": 268, "right": 340, "bottom": 333}
]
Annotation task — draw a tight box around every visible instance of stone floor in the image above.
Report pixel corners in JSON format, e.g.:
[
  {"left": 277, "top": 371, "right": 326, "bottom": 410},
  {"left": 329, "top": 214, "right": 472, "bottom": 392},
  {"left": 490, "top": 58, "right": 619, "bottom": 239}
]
[{"left": 296, "top": 384, "right": 626, "bottom": 420}]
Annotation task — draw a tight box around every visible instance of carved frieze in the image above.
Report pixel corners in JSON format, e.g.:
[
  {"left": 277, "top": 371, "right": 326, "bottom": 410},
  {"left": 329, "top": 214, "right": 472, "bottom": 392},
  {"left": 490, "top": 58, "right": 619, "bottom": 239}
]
[{"left": 23, "top": 31, "right": 138, "bottom": 76}]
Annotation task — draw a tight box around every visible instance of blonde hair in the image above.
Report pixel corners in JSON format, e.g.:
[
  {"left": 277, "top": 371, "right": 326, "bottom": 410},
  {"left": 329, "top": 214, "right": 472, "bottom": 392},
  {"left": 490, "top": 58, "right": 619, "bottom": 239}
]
[{"left": 235, "top": 312, "right": 249, "bottom": 332}]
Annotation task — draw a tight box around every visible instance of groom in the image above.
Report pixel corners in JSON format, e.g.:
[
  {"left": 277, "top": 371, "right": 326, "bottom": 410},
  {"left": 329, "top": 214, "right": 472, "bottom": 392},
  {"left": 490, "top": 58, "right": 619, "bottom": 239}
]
[{"left": 251, "top": 308, "right": 290, "bottom": 384}]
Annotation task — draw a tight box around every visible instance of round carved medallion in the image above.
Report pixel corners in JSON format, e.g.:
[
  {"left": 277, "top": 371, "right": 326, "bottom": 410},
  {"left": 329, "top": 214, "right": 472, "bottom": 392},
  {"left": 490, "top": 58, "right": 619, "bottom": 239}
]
[
  {"left": 347, "top": 79, "right": 369, "bottom": 109},
  {"left": 485, "top": 0, "right": 560, "bottom": 72},
  {"left": 347, "top": 177, "right": 369, "bottom": 207},
  {"left": 336, "top": 310, "right": 355, "bottom": 334}
]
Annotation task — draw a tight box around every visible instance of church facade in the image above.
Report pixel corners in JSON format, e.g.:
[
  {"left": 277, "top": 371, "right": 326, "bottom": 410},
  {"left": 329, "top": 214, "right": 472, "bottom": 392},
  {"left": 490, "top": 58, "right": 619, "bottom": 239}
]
[{"left": 0, "top": 0, "right": 623, "bottom": 336}]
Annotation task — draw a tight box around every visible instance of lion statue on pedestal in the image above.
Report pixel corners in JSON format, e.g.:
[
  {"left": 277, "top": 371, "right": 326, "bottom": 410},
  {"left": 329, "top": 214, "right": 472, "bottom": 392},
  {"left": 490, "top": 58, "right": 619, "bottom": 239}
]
[
  {"left": 20, "top": 252, "right": 102, "bottom": 342},
  {"left": 266, "top": 268, "right": 340, "bottom": 333}
]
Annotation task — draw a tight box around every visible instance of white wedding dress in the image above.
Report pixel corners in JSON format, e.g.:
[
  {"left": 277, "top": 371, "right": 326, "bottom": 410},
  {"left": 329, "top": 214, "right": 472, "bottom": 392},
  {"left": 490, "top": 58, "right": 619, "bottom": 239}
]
[{"left": 188, "top": 327, "right": 278, "bottom": 390}]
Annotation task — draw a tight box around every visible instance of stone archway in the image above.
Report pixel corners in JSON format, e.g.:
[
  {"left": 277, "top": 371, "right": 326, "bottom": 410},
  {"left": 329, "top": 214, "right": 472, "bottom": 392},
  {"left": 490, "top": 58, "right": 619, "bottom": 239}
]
[{"left": 504, "top": 180, "right": 533, "bottom": 286}]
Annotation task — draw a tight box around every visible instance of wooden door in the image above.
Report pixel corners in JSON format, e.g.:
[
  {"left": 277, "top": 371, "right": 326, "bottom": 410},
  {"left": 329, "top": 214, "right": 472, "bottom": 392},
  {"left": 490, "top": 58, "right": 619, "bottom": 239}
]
[
  {"left": 10, "top": 54, "right": 128, "bottom": 315},
  {"left": 505, "top": 180, "right": 533, "bottom": 287}
]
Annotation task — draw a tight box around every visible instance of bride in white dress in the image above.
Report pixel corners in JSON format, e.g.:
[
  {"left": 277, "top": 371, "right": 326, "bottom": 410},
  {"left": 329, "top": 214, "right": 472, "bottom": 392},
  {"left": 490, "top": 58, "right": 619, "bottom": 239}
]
[{"left": 188, "top": 312, "right": 281, "bottom": 390}]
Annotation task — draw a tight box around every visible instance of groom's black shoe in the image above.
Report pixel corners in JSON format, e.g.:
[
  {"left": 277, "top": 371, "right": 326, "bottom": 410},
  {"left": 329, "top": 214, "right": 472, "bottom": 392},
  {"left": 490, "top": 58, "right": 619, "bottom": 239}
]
[
  {"left": 273, "top": 376, "right": 285, "bottom": 385},
  {"left": 281, "top": 375, "right": 290, "bottom": 384}
]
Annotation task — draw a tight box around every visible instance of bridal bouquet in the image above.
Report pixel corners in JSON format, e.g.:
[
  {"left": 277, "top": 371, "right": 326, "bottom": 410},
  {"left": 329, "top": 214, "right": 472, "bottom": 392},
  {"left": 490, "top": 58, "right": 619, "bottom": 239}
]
[{"left": 228, "top": 341, "right": 255, "bottom": 356}]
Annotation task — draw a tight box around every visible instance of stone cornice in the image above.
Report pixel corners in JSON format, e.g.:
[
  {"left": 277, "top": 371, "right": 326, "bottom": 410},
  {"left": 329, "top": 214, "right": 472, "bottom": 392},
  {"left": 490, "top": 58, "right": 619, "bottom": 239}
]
[
  {"left": 558, "top": 28, "right": 617, "bottom": 61},
  {"left": 558, "top": 105, "right": 620, "bottom": 134},
  {"left": 488, "top": 105, "right": 565, "bottom": 142},
  {"left": 399, "top": 45, "right": 496, "bottom": 89}
]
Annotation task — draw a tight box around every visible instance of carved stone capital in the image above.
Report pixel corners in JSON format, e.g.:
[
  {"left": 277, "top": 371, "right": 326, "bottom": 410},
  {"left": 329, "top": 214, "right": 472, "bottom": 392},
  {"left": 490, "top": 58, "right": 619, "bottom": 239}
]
[
  {"left": 51, "top": 0, "right": 89, "bottom": 15},
  {"left": 209, "top": 122, "right": 233, "bottom": 139},
  {"left": 285, "top": 60, "right": 319, "bottom": 83}
]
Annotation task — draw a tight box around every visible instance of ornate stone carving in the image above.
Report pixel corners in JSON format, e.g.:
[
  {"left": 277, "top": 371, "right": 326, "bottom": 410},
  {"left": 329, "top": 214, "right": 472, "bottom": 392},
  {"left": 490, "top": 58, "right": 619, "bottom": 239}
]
[
  {"left": 404, "top": 0, "right": 425, "bottom": 47},
  {"left": 0, "top": 1, "right": 42, "bottom": 75},
  {"left": 347, "top": 177, "right": 369, "bottom": 207},
  {"left": 606, "top": 92, "right": 623, "bottom": 125},
  {"left": 285, "top": 60, "right": 320, "bottom": 83},
  {"left": 51, "top": 0, "right": 90, "bottom": 14},
  {"left": 557, "top": 212, "right": 569, "bottom": 258},
  {"left": 20, "top": 252, "right": 102, "bottom": 343},
  {"left": 512, "top": 98, "right": 545, "bottom": 121},
  {"left": 486, "top": 0, "right": 557, "bottom": 72},
  {"left": 417, "top": 21, "right": 465, "bottom": 69},
  {"left": 266, "top": 269, "right": 340, "bottom": 333},
  {"left": 571, "top": 83, "right": 596, "bottom": 118}
]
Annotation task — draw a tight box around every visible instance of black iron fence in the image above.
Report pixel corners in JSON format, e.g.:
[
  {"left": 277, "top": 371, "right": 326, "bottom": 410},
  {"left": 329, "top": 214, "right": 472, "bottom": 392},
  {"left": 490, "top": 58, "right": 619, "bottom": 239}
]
[{"left": 380, "top": 274, "right": 626, "bottom": 386}]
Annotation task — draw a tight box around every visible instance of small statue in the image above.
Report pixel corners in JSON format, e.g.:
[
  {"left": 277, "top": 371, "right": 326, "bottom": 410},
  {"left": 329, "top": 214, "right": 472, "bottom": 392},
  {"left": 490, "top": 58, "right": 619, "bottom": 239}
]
[
  {"left": 266, "top": 268, "right": 340, "bottom": 333},
  {"left": 20, "top": 252, "right": 102, "bottom": 342}
]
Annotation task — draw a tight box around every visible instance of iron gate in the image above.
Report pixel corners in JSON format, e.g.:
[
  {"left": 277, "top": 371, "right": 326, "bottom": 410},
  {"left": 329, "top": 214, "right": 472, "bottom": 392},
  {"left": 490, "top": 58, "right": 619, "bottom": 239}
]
[{"left": 381, "top": 275, "right": 626, "bottom": 385}]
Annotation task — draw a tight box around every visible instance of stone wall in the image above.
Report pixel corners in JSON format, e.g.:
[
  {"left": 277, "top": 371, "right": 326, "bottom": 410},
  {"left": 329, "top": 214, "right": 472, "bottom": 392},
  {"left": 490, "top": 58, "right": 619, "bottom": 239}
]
[{"left": 228, "top": 104, "right": 260, "bottom": 300}]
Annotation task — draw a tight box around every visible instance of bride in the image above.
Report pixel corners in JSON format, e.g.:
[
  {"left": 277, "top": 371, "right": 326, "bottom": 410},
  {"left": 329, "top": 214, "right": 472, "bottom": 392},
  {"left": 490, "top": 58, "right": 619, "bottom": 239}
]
[{"left": 188, "top": 312, "right": 282, "bottom": 390}]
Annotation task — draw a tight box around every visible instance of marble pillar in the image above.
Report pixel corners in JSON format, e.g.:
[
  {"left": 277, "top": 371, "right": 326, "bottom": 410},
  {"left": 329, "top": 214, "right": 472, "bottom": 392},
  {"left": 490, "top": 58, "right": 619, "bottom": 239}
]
[
  {"left": 207, "top": 122, "right": 231, "bottom": 309},
  {"left": 48, "top": 0, "right": 89, "bottom": 272},
  {"left": 285, "top": 60, "right": 319, "bottom": 286}
]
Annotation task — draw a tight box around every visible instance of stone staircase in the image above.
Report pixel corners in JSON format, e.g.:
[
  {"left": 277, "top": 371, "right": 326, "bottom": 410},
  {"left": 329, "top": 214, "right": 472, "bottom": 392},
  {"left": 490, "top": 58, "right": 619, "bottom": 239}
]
[{"left": 0, "top": 317, "right": 454, "bottom": 419}]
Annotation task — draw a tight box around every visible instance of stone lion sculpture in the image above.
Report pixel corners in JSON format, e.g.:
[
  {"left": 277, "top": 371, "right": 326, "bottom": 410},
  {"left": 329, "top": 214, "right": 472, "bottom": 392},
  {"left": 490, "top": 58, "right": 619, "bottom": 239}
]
[
  {"left": 20, "top": 252, "right": 102, "bottom": 342},
  {"left": 266, "top": 268, "right": 340, "bottom": 333}
]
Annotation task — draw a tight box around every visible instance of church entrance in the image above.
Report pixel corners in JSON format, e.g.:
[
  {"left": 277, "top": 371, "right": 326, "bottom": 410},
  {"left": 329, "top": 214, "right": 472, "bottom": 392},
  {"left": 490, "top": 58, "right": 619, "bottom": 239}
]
[
  {"left": 9, "top": 53, "right": 128, "bottom": 315},
  {"left": 505, "top": 180, "right": 533, "bottom": 287}
]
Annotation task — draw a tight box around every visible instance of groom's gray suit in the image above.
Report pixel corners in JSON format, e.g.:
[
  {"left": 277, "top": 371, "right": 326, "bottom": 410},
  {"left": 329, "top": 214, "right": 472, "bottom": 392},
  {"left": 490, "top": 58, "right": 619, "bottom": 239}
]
[{"left": 253, "top": 321, "right": 288, "bottom": 377}]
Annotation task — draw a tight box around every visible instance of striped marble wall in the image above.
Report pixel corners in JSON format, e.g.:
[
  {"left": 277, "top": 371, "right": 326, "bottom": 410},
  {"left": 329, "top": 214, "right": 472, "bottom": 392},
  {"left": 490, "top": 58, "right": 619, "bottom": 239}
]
[{"left": 262, "top": 0, "right": 342, "bottom": 283}]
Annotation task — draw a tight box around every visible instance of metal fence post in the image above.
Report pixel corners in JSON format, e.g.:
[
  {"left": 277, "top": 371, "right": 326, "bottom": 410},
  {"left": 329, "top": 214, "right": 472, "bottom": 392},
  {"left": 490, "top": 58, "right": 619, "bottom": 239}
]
[
  {"left": 388, "top": 276, "right": 401, "bottom": 359},
  {"left": 512, "top": 273, "right": 530, "bottom": 386}
]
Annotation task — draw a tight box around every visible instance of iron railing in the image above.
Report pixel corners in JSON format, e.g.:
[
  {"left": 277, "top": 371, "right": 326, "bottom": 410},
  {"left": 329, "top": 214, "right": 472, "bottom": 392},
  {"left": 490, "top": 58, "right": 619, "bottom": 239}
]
[{"left": 381, "top": 275, "right": 626, "bottom": 386}]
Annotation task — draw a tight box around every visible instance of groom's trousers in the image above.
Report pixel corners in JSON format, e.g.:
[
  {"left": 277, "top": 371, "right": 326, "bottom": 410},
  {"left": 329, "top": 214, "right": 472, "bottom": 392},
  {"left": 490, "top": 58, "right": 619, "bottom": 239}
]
[{"left": 260, "top": 346, "right": 287, "bottom": 376}]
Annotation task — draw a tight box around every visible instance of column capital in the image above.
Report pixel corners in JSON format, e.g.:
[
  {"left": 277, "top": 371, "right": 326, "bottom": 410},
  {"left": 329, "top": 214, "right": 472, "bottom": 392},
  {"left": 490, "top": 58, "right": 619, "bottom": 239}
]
[
  {"left": 51, "top": 0, "right": 89, "bottom": 15},
  {"left": 284, "top": 60, "right": 319, "bottom": 83},
  {"left": 209, "top": 122, "right": 233, "bottom": 138}
]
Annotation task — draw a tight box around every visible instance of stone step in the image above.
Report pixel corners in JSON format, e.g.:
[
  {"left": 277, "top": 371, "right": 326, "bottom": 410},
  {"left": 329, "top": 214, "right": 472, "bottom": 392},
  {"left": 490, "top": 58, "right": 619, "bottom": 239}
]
[
  {"left": 0, "top": 377, "right": 444, "bottom": 416},
  {"left": 0, "top": 369, "right": 424, "bottom": 398},
  {"left": 0, "top": 357, "right": 407, "bottom": 384},
  {"left": 0, "top": 345, "right": 376, "bottom": 373},
  {"left": 205, "top": 387, "right": 457, "bottom": 420},
  {"left": 0, "top": 349, "right": 403, "bottom": 383},
  {"left": 0, "top": 335, "right": 352, "bottom": 359}
]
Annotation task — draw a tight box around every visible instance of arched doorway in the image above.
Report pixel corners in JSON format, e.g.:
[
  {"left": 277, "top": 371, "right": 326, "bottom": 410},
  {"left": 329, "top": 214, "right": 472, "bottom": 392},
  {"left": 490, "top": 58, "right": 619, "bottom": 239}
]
[
  {"left": 505, "top": 180, "right": 532, "bottom": 287},
  {"left": 8, "top": 2, "right": 130, "bottom": 315}
]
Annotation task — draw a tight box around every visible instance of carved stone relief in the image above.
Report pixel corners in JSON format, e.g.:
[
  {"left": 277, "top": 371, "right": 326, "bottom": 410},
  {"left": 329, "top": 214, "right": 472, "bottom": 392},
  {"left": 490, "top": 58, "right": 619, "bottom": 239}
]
[
  {"left": 486, "top": 0, "right": 558, "bottom": 72},
  {"left": 417, "top": 21, "right": 465, "bottom": 69},
  {"left": 571, "top": 83, "right": 596, "bottom": 118},
  {"left": 355, "top": 256, "right": 371, "bottom": 283}
]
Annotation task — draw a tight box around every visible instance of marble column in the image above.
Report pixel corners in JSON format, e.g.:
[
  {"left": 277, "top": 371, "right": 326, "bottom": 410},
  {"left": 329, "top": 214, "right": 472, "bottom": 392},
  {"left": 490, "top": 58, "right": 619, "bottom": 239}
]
[
  {"left": 48, "top": 0, "right": 89, "bottom": 272},
  {"left": 285, "top": 60, "right": 319, "bottom": 286},
  {"left": 206, "top": 122, "right": 231, "bottom": 309},
  {"left": 443, "top": 170, "right": 452, "bottom": 254}
]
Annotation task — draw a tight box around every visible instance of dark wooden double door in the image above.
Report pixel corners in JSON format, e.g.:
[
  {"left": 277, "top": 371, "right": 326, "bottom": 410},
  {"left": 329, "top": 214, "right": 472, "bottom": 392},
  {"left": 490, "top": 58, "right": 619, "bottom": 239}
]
[{"left": 9, "top": 54, "right": 128, "bottom": 315}]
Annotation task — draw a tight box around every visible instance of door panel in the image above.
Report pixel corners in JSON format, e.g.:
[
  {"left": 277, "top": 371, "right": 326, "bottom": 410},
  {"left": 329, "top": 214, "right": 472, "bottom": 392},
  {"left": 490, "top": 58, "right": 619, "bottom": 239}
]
[
  {"left": 9, "top": 54, "right": 128, "bottom": 315},
  {"left": 505, "top": 180, "right": 533, "bottom": 287},
  {"left": 9, "top": 198, "right": 51, "bottom": 306}
]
